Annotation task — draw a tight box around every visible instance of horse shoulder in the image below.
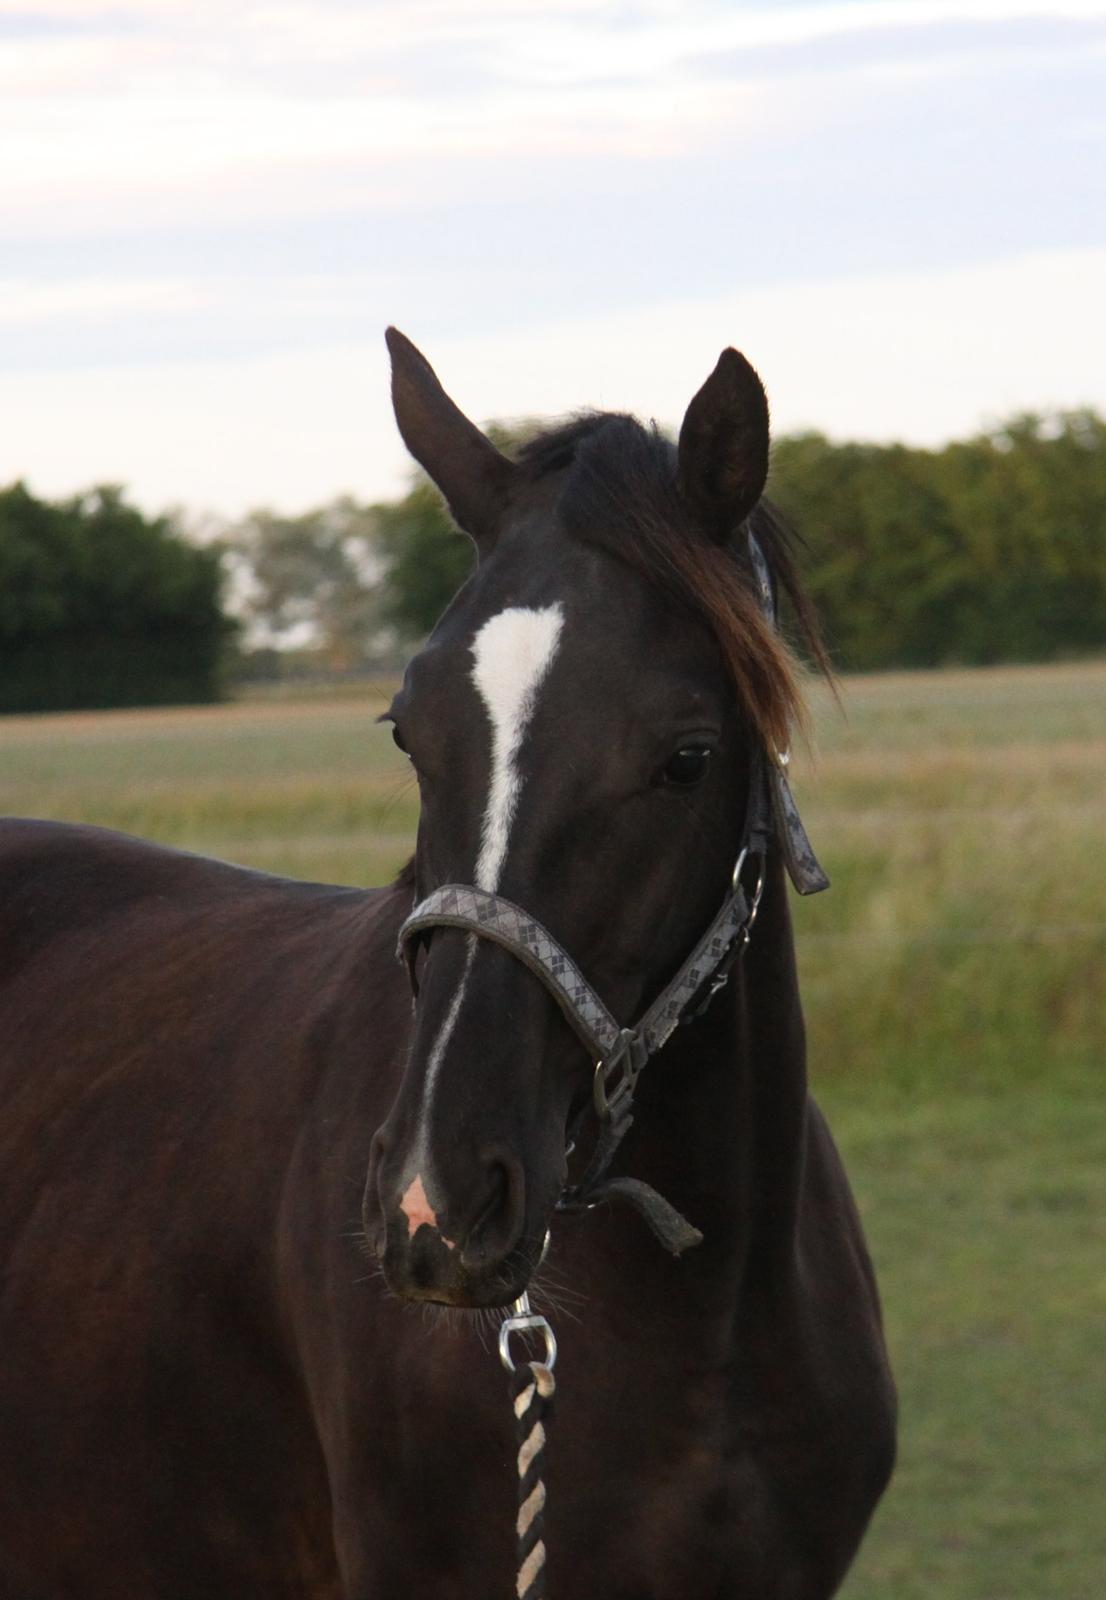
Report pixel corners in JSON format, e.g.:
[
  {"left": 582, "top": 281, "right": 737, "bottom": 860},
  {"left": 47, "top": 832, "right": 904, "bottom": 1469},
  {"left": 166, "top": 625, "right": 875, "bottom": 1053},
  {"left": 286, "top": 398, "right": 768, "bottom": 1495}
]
[
  {"left": 700, "top": 1097, "right": 896, "bottom": 1596},
  {"left": 0, "top": 819, "right": 407, "bottom": 1597},
  {"left": 756, "top": 1096, "right": 897, "bottom": 1578}
]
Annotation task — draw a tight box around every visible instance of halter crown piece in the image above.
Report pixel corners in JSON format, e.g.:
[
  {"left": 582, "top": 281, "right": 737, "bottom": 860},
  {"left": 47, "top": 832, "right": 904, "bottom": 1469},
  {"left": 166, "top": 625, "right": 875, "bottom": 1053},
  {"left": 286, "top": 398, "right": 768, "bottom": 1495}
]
[{"left": 397, "top": 529, "right": 828, "bottom": 1255}]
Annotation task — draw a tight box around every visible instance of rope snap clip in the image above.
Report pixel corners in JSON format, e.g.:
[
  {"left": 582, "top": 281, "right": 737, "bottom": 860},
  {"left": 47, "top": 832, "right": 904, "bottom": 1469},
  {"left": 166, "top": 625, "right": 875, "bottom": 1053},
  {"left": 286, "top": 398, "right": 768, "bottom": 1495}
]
[{"left": 498, "top": 1290, "right": 557, "bottom": 1374}]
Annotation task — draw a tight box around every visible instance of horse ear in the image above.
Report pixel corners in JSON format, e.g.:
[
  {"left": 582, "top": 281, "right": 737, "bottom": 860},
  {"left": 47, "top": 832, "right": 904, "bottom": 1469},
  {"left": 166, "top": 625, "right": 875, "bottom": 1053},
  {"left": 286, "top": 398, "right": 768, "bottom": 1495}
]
[
  {"left": 677, "top": 348, "right": 770, "bottom": 537},
  {"left": 386, "top": 327, "right": 516, "bottom": 551}
]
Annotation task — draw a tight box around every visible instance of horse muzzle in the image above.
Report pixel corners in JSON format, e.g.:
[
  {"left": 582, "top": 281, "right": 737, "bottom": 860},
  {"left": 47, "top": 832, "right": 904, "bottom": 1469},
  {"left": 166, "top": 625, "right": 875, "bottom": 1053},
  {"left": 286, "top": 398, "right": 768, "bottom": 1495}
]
[{"left": 364, "top": 1134, "right": 541, "bottom": 1307}]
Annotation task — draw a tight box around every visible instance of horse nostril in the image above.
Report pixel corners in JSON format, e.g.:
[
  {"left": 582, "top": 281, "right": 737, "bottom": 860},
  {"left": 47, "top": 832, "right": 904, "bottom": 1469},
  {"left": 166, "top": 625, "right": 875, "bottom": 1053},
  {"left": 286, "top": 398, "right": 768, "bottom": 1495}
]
[
  {"left": 462, "top": 1153, "right": 525, "bottom": 1269},
  {"left": 472, "top": 1162, "right": 509, "bottom": 1234},
  {"left": 362, "top": 1128, "right": 391, "bottom": 1257}
]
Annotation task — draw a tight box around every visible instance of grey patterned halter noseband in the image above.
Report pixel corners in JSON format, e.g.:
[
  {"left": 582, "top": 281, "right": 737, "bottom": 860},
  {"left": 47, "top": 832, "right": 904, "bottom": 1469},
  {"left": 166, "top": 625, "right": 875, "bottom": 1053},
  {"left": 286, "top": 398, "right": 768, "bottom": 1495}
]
[{"left": 397, "top": 531, "right": 828, "bottom": 1255}]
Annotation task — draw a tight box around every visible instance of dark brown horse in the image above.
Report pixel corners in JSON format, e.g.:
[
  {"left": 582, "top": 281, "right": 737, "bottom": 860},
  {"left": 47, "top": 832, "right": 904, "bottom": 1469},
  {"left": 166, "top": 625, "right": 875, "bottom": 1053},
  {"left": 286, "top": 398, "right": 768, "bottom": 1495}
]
[{"left": 0, "top": 332, "right": 895, "bottom": 1599}]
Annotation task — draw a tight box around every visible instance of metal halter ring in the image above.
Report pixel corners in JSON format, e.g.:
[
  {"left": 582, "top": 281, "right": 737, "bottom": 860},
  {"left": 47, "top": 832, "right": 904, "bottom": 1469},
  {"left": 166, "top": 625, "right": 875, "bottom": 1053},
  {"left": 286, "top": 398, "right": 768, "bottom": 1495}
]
[
  {"left": 499, "top": 1291, "right": 558, "bottom": 1374},
  {"left": 732, "top": 846, "right": 766, "bottom": 938}
]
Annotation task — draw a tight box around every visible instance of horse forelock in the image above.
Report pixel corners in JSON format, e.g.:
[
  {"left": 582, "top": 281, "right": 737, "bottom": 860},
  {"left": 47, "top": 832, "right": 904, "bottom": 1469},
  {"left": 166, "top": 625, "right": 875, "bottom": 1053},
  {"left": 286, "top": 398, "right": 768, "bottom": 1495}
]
[{"left": 515, "top": 412, "right": 827, "bottom": 754}]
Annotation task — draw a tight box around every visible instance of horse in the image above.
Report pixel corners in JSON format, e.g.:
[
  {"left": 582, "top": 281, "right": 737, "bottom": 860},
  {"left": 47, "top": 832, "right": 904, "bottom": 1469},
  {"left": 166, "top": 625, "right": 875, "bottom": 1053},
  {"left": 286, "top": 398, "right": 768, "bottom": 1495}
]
[{"left": 0, "top": 330, "right": 895, "bottom": 1599}]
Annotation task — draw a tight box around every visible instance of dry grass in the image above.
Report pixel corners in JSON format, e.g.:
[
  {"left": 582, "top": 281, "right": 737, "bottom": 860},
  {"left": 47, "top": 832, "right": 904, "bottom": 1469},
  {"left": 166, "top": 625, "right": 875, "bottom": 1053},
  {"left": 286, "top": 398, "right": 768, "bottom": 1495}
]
[{"left": 2, "top": 662, "right": 1103, "bottom": 1086}]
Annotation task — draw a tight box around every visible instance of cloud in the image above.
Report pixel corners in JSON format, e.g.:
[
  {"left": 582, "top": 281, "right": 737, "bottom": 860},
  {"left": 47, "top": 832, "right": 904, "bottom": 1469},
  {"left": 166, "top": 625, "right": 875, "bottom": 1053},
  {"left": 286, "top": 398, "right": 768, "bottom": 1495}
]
[
  {"left": 5, "top": 0, "right": 1105, "bottom": 239},
  {"left": 5, "top": 246, "right": 1104, "bottom": 517},
  {"left": 0, "top": 277, "right": 205, "bottom": 323},
  {"left": 2, "top": 2, "right": 1103, "bottom": 514},
  {"left": 414, "top": 246, "right": 1106, "bottom": 447}
]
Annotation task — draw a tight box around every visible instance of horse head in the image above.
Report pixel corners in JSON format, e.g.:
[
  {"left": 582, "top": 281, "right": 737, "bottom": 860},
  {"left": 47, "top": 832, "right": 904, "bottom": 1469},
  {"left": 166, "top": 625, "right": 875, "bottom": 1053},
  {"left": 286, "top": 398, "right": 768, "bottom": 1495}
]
[{"left": 365, "top": 328, "right": 806, "bottom": 1307}]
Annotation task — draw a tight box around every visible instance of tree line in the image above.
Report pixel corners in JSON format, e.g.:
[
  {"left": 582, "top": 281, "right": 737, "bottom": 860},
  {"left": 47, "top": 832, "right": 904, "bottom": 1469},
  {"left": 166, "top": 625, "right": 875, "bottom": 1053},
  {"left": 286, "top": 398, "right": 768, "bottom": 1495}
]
[
  {"left": 232, "top": 408, "right": 1106, "bottom": 675},
  {"left": 0, "top": 483, "right": 230, "bottom": 713},
  {"left": 2, "top": 410, "right": 1103, "bottom": 711},
  {"left": 770, "top": 411, "right": 1106, "bottom": 670}
]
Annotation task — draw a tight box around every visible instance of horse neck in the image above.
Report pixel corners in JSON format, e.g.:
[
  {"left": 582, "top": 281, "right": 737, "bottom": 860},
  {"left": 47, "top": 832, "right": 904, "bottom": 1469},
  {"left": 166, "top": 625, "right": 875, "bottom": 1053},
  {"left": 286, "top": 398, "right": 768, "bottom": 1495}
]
[{"left": 626, "top": 856, "right": 809, "bottom": 1279}]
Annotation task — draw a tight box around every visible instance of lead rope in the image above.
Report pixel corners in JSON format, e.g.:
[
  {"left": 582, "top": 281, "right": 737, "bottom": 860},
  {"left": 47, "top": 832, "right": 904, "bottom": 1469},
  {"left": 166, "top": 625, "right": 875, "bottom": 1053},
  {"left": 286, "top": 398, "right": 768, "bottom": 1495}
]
[{"left": 499, "top": 1294, "right": 558, "bottom": 1599}]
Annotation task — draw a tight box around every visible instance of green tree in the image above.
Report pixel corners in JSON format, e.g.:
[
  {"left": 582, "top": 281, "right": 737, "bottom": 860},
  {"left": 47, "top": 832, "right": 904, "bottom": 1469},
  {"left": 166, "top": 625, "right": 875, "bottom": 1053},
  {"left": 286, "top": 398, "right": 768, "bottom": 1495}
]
[
  {"left": 769, "top": 435, "right": 966, "bottom": 670},
  {"left": 932, "top": 413, "right": 1106, "bottom": 662},
  {"left": 0, "top": 482, "right": 233, "bottom": 712},
  {"left": 228, "top": 498, "right": 381, "bottom": 671},
  {"left": 370, "top": 479, "right": 472, "bottom": 641},
  {"left": 769, "top": 414, "right": 1106, "bottom": 670}
]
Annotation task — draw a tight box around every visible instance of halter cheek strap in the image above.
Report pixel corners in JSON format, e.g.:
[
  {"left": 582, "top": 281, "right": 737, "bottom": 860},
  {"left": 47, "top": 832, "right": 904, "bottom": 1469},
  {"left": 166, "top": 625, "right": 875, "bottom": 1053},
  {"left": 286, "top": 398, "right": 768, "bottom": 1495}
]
[
  {"left": 395, "top": 529, "right": 828, "bottom": 1256},
  {"left": 745, "top": 530, "right": 829, "bottom": 896}
]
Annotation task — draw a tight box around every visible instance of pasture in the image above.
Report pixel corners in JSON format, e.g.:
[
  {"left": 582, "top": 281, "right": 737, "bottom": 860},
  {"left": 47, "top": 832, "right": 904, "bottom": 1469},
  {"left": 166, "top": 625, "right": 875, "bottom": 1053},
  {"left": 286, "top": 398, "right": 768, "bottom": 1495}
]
[{"left": 2, "top": 659, "right": 1103, "bottom": 1598}]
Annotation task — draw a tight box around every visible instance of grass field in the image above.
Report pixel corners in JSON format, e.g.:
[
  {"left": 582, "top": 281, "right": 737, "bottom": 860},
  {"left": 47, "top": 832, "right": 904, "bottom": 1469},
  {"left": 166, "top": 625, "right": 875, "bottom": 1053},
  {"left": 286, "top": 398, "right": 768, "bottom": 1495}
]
[{"left": 2, "top": 660, "right": 1104, "bottom": 1597}]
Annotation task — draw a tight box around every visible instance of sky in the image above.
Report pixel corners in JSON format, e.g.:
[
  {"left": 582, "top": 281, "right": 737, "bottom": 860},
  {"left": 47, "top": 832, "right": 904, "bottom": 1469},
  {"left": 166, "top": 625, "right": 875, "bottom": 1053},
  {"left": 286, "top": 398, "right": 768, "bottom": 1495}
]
[{"left": 2, "top": 0, "right": 1105, "bottom": 520}]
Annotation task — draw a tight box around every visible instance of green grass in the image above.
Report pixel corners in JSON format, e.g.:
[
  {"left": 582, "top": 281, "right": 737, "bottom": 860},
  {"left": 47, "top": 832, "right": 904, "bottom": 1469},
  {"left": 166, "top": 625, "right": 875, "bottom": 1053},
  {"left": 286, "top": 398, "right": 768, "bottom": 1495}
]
[
  {"left": 831, "top": 1082, "right": 1106, "bottom": 1599},
  {"left": 2, "top": 659, "right": 1104, "bottom": 1597},
  {"left": 801, "top": 663, "right": 1106, "bottom": 1598},
  {"left": 795, "top": 662, "right": 1106, "bottom": 1095}
]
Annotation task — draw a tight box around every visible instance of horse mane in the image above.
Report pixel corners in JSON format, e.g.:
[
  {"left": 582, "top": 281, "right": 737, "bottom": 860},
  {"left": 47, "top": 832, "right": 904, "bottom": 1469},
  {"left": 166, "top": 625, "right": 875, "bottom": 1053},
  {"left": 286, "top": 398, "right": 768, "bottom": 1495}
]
[{"left": 515, "top": 413, "right": 830, "bottom": 754}]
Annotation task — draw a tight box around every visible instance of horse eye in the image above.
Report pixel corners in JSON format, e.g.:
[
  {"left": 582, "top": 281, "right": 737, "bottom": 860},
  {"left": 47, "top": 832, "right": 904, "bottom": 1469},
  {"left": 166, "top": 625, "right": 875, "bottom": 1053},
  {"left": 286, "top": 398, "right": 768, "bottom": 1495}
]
[{"left": 661, "top": 745, "right": 712, "bottom": 787}]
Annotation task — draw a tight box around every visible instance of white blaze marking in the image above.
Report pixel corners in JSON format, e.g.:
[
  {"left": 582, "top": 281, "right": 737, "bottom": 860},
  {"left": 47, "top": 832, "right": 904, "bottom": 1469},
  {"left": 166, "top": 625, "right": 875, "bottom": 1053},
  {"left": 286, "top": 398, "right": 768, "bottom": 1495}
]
[
  {"left": 470, "top": 605, "right": 564, "bottom": 892},
  {"left": 407, "top": 604, "right": 565, "bottom": 1200}
]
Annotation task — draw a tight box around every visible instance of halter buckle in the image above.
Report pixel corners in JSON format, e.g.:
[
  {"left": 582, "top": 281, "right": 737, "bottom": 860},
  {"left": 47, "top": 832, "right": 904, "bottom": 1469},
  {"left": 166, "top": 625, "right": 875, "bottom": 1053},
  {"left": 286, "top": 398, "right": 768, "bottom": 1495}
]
[{"left": 592, "top": 1027, "right": 647, "bottom": 1123}]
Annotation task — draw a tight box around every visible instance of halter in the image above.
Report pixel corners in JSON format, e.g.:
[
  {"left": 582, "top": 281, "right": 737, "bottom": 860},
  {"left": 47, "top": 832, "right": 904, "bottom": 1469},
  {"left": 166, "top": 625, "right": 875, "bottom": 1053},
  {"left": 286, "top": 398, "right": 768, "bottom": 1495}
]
[{"left": 396, "top": 530, "right": 828, "bottom": 1255}]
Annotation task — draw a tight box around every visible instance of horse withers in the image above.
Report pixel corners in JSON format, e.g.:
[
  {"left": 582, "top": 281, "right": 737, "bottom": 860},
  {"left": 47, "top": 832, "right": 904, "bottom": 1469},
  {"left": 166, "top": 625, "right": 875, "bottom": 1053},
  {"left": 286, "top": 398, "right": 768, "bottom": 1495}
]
[{"left": 0, "top": 331, "right": 895, "bottom": 1598}]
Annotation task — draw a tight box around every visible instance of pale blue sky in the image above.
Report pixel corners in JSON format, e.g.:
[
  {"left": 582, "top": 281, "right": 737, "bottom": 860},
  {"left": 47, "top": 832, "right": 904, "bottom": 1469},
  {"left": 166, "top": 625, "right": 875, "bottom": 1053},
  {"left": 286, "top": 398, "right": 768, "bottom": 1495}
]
[{"left": 3, "top": 0, "right": 1105, "bottom": 516}]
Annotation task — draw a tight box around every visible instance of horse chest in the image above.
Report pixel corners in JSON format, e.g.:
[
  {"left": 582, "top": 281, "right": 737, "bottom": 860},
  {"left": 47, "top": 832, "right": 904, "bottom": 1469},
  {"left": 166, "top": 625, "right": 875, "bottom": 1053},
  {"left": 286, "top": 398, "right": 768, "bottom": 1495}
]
[
  {"left": 520, "top": 1305, "right": 885, "bottom": 1600},
  {"left": 545, "top": 1432, "right": 808, "bottom": 1600}
]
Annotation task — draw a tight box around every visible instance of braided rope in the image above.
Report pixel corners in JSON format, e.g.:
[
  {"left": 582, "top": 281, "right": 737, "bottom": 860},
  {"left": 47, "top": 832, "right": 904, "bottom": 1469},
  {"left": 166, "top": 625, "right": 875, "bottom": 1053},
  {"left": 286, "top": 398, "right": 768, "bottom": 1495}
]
[{"left": 511, "top": 1360, "right": 555, "bottom": 1599}]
